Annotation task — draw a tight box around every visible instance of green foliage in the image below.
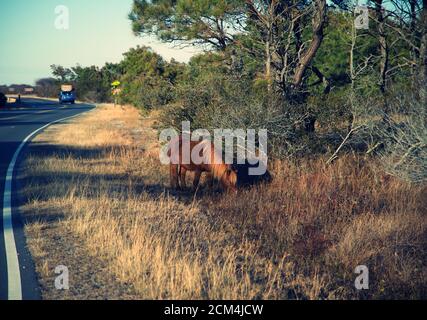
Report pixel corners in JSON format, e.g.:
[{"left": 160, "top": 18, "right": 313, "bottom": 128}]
[
  {"left": 49, "top": 63, "right": 119, "bottom": 102},
  {"left": 48, "top": 46, "right": 184, "bottom": 107},
  {"left": 33, "top": 2, "right": 426, "bottom": 171},
  {"left": 118, "top": 46, "right": 184, "bottom": 109},
  {"left": 159, "top": 67, "right": 306, "bottom": 157},
  {"left": 51, "top": 65, "right": 73, "bottom": 82},
  {"left": 71, "top": 65, "right": 103, "bottom": 101},
  {"left": 312, "top": 12, "right": 352, "bottom": 86},
  {"left": 129, "top": 0, "right": 243, "bottom": 50}
]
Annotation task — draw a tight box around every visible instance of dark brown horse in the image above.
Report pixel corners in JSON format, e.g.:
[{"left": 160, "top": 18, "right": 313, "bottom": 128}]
[{"left": 168, "top": 136, "right": 237, "bottom": 192}]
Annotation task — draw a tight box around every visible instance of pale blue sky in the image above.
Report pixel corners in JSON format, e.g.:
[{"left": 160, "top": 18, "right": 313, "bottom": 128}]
[{"left": 0, "top": 0, "right": 198, "bottom": 85}]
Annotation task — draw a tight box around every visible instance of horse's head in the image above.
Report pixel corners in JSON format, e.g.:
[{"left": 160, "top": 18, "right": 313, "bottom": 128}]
[
  {"left": 233, "top": 161, "right": 273, "bottom": 188},
  {"left": 222, "top": 166, "right": 238, "bottom": 192}
]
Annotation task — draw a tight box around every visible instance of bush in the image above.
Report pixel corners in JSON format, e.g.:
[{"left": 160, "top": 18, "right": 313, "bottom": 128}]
[
  {"left": 159, "top": 74, "right": 307, "bottom": 158},
  {"left": 0, "top": 92, "right": 7, "bottom": 107},
  {"left": 35, "top": 78, "right": 59, "bottom": 98},
  {"left": 377, "top": 97, "right": 427, "bottom": 183},
  {"left": 121, "top": 76, "right": 175, "bottom": 110}
]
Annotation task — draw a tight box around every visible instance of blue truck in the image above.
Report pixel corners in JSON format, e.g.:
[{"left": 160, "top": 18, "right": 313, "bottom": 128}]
[{"left": 59, "top": 84, "right": 76, "bottom": 104}]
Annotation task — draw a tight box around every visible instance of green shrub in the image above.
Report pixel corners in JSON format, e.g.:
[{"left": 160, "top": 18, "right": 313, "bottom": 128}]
[
  {"left": 159, "top": 74, "right": 309, "bottom": 158},
  {"left": 121, "top": 76, "right": 175, "bottom": 110}
]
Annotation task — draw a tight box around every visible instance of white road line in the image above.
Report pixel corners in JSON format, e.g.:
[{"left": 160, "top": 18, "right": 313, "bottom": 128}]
[
  {"left": 0, "top": 110, "right": 52, "bottom": 118},
  {"left": 0, "top": 112, "right": 26, "bottom": 115},
  {"left": 2, "top": 111, "right": 91, "bottom": 300},
  {"left": 36, "top": 110, "right": 55, "bottom": 114},
  {"left": 0, "top": 116, "right": 20, "bottom": 121}
]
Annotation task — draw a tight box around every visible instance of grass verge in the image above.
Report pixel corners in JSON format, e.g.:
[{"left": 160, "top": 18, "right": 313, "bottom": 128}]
[{"left": 20, "top": 104, "right": 427, "bottom": 299}]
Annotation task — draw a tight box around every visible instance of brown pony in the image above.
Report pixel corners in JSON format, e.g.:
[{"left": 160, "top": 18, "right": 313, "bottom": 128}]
[{"left": 168, "top": 136, "right": 237, "bottom": 192}]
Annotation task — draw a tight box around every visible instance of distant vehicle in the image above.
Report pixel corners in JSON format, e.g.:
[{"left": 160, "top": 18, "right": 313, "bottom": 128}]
[{"left": 59, "top": 84, "right": 76, "bottom": 104}]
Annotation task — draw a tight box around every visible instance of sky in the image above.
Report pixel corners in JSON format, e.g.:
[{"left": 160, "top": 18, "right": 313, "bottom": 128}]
[{"left": 0, "top": 0, "right": 199, "bottom": 85}]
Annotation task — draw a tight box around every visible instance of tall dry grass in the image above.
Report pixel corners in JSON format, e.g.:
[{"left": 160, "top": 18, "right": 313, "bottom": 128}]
[{"left": 21, "top": 104, "right": 427, "bottom": 299}]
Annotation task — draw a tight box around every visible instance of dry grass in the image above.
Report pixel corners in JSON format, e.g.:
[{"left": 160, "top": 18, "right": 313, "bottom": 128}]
[{"left": 20, "top": 104, "right": 427, "bottom": 300}]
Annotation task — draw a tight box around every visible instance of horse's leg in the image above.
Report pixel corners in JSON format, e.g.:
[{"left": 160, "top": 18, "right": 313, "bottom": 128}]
[
  {"left": 206, "top": 172, "right": 215, "bottom": 188},
  {"left": 170, "top": 164, "right": 179, "bottom": 189},
  {"left": 180, "top": 167, "right": 187, "bottom": 189},
  {"left": 193, "top": 170, "right": 202, "bottom": 191}
]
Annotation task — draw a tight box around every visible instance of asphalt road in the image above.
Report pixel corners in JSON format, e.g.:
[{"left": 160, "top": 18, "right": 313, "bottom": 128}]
[{"left": 0, "top": 98, "right": 94, "bottom": 300}]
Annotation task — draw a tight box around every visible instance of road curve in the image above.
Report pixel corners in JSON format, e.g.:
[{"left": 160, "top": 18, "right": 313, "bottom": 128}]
[{"left": 0, "top": 98, "right": 94, "bottom": 300}]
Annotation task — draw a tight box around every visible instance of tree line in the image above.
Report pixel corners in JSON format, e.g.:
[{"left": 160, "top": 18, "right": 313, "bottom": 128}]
[{"left": 32, "top": 0, "right": 427, "bottom": 182}]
